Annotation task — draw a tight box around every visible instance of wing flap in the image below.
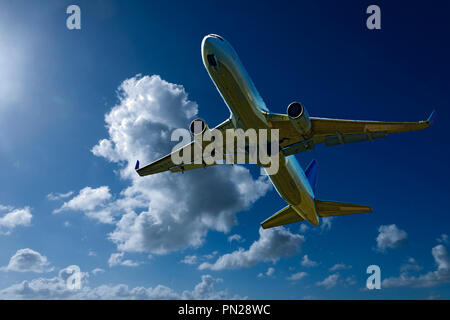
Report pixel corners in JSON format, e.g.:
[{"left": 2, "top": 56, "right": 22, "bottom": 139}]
[
  {"left": 261, "top": 205, "right": 304, "bottom": 229},
  {"left": 169, "top": 161, "right": 219, "bottom": 173},
  {"left": 315, "top": 200, "right": 372, "bottom": 218},
  {"left": 311, "top": 117, "right": 431, "bottom": 136},
  {"left": 323, "top": 131, "right": 387, "bottom": 146}
]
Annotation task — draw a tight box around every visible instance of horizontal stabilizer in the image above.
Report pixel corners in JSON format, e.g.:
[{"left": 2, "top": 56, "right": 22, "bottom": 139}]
[
  {"left": 315, "top": 200, "right": 372, "bottom": 217},
  {"left": 261, "top": 205, "right": 303, "bottom": 229}
]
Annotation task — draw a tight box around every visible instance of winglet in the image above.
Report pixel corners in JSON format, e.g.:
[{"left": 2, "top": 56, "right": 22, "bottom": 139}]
[
  {"left": 427, "top": 110, "right": 436, "bottom": 126},
  {"left": 135, "top": 160, "right": 140, "bottom": 170},
  {"left": 305, "top": 159, "right": 318, "bottom": 195}
]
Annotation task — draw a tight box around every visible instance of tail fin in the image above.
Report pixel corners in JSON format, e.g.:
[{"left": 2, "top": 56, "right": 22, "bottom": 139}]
[
  {"left": 427, "top": 110, "right": 436, "bottom": 126},
  {"left": 315, "top": 200, "right": 372, "bottom": 217},
  {"left": 305, "top": 160, "right": 318, "bottom": 194}
]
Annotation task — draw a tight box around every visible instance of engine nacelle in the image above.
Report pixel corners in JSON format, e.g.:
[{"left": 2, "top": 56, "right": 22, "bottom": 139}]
[
  {"left": 287, "top": 102, "right": 312, "bottom": 136},
  {"left": 189, "top": 118, "right": 209, "bottom": 136}
]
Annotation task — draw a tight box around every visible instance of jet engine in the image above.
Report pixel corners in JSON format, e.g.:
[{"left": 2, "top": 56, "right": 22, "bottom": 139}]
[
  {"left": 287, "top": 102, "right": 312, "bottom": 136},
  {"left": 189, "top": 118, "right": 209, "bottom": 136}
]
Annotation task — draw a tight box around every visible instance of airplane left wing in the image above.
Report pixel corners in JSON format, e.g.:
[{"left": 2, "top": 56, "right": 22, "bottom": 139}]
[{"left": 136, "top": 118, "right": 235, "bottom": 176}]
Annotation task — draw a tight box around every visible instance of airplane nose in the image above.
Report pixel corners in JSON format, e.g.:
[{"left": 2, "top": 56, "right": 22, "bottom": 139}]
[
  {"left": 202, "top": 34, "right": 224, "bottom": 68},
  {"left": 208, "top": 34, "right": 224, "bottom": 41},
  {"left": 202, "top": 34, "right": 221, "bottom": 52}
]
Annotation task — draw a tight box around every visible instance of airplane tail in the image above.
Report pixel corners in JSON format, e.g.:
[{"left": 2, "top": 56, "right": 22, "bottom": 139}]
[
  {"left": 261, "top": 205, "right": 303, "bottom": 229},
  {"left": 314, "top": 200, "right": 372, "bottom": 217},
  {"left": 260, "top": 200, "right": 372, "bottom": 229},
  {"left": 305, "top": 159, "right": 318, "bottom": 194},
  {"left": 261, "top": 160, "right": 372, "bottom": 229}
]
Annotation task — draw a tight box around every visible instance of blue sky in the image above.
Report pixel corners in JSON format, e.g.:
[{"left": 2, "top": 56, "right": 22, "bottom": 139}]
[{"left": 0, "top": 0, "right": 449, "bottom": 299}]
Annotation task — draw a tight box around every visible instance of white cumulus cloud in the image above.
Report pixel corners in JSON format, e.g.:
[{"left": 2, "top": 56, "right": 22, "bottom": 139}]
[
  {"left": 0, "top": 266, "right": 241, "bottom": 300},
  {"left": 79, "top": 74, "right": 271, "bottom": 254},
  {"left": 0, "top": 206, "right": 32, "bottom": 235},
  {"left": 181, "top": 255, "right": 198, "bottom": 265},
  {"left": 228, "top": 234, "right": 244, "bottom": 243},
  {"left": 53, "top": 186, "right": 114, "bottom": 224},
  {"left": 46, "top": 191, "right": 74, "bottom": 201},
  {"left": 91, "top": 268, "right": 105, "bottom": 275},
  {"left": 3, "top": 249, "right": 52, "bottom": 273},
  {"left": 181, "top": 275, "right": 243, "bottom": 300},
  {"left": 316, "top": 273, "right": 355, "bottom": 289},
  {"left": 301, "top": 255, "right": 318, "bottom": 267},
  {"left": 320, "top": 217, "right": 334, "bottom": 231},
  {"left": 258, "top": 267, "right": 275, "bottom": 278},
  {"left": 286, "top": 272, "right": 307, "bottom": 281},
  {"left": 382, "top": 244, "right": 450, "bottom": 288},
  {"left": 316, "top": 274, "right": 339, "bottom": 289},
  {"left": 437, "top": 234, "right": 449, "bottom": 244},
  {"left": 329, "top": 263, "right": 352, "bottom": 271},
  {"left": 108, "top": 252, "right": 139, "bottom": 268},
  {"left": 198, "top": 227, "right": 304, "bottom": 271},
  {"left": 400, "top": 258, "right": 422, "bottom": 273},
  {"left": 376, "top": 224, "right": 408, "bottom": 252}
]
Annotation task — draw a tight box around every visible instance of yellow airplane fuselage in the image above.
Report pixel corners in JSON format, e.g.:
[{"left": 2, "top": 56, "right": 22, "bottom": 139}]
[{"left": 201, "top": 34, "right": 319, "bottom": 225}]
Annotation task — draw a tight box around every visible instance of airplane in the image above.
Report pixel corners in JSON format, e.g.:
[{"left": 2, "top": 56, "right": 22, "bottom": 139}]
[{"left": 135, "top": 34, "right": 435, "bottom": 228}]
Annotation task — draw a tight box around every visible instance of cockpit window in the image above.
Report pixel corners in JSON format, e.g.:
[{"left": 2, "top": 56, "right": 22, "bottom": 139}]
[{"left": 207, "top": 54, "right": 217, "bottom": 67}]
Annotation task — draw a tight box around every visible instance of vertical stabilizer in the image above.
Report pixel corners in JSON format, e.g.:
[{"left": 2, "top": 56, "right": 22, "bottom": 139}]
[{"left": 305, "top": 160, "right": 318, "bottom": 194}]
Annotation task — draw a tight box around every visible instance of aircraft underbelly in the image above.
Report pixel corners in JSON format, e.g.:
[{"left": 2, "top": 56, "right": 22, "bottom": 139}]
[
  {"left": 202, "top": 35, "right": 319, "bottom": 224},
  {"left": 212, "top": 61, "right": 267, "bottom": 130},
  {"left": 267, "top": 156, "right": 319, "bottom": 225},
  {"left": 268, "top": 158, "right": 302, "bottom": 205}
]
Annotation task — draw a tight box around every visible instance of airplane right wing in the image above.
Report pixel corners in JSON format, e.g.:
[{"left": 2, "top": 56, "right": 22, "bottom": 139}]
[
  {"left": 268, "top": 111, "right": 435, "bottom": 156},
  {"left": 310, "top": 113, "right": 434, "bottom": 146}
]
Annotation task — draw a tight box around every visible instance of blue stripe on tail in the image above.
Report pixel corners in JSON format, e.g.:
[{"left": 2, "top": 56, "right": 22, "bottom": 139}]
[
  {"left": 305, "top": 160, "right": 318, "bottom": 195},
  {"left": 427, "top": 110, "right": 436, "bottom": 126}
]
